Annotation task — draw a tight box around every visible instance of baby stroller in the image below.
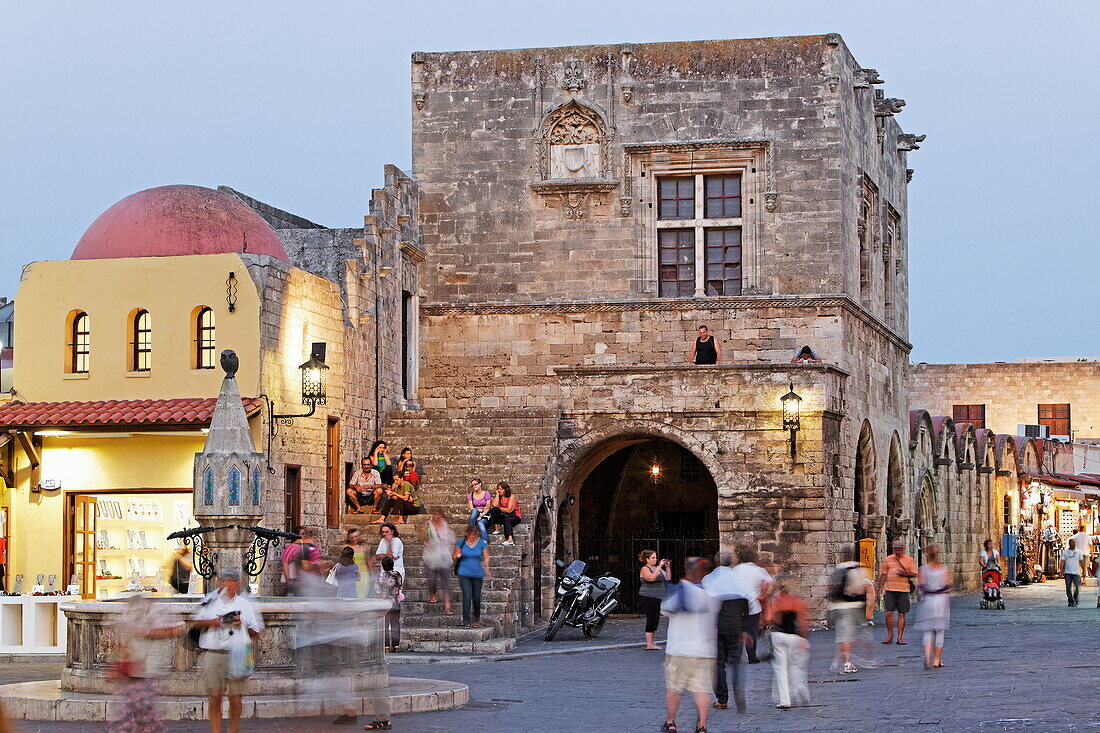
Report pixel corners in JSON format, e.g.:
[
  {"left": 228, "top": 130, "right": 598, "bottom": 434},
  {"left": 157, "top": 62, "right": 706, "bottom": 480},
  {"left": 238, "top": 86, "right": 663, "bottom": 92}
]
[{"left": 980, "top": 565, "right": 1005, "bottom": 610}]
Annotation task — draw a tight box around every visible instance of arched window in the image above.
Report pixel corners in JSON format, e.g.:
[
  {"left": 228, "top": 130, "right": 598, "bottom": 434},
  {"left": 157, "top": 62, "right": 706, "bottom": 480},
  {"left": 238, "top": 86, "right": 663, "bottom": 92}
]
[
  {"left": 130, "top": 309, "right": 151, "bottom": 372},
  {"left": 195, "top": 307, "right": 216, "bottom": 369},
  {"left": 67, "top": 310, "right": 90, "bottom": 374}
]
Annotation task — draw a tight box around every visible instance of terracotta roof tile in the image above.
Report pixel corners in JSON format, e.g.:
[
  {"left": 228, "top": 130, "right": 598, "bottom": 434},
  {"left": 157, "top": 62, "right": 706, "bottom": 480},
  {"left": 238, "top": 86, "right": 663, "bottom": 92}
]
[{"left": 0, "top": 397, "right": 262, "bottom": 427}]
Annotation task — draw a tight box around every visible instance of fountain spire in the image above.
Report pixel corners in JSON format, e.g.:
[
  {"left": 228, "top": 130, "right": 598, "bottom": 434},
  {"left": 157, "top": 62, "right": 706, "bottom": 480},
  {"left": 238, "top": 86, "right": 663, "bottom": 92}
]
[{"left": 192, "top": 350, "right": 265, "bottom": 579}]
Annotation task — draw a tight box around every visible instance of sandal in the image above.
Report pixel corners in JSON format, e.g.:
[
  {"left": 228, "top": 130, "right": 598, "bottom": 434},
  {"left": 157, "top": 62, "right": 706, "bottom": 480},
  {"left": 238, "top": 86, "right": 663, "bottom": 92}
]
[
  {"left": 896, "top": 640, "right": 907, "bottom": 645},
  {"left": 695, "top": 727, "right": 708, "bottom": 733},
  {"left": 713, "top": 701, "right": 728, "bottom": 708},
  {"left": 363, "top": 722, "right": 392, "bottom": 731},
  {"left": 661, "top": 723, "right": 677, "bottom": 733}
]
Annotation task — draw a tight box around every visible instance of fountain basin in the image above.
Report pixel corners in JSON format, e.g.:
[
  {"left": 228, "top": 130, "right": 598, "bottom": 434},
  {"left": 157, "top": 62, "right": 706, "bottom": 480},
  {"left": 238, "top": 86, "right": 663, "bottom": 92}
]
[{"left": 60, "top": 596, "right": 390, "bottom": 696}]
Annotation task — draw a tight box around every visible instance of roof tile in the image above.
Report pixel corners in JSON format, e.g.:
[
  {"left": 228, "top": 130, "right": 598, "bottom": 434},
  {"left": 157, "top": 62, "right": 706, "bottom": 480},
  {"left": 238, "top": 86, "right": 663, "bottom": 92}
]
[{"left": 0, "top": 397, "right": 262, "bottom": 427}]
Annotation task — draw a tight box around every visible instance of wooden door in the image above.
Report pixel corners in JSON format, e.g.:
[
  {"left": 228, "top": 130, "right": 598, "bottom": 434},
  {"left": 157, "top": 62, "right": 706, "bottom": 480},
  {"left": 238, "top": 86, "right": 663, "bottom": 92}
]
[
  {"left": 326, "top": 418, "right": 340, "bottom": 528},
  {"left": 284, "top": 466, "right": 301, "bottom": 533},
  {"left": 71, "top": 495, "right": 98, "bottom": 599}
]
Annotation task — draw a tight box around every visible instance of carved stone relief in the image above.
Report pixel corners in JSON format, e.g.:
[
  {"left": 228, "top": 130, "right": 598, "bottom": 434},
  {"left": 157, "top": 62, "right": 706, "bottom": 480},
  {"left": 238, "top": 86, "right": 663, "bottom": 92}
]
[
  {"left": 548, "top": 110, "right": 602, "bottom": 179},
  {"left": 562, "top": 60, "right": 586, "bottom": 93}
]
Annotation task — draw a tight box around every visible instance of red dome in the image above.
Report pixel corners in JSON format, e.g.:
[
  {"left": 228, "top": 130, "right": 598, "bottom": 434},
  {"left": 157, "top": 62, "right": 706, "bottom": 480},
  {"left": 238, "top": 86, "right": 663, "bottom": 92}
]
[{"left": 72, "top": 185, "right": 289, "bottom": 262}]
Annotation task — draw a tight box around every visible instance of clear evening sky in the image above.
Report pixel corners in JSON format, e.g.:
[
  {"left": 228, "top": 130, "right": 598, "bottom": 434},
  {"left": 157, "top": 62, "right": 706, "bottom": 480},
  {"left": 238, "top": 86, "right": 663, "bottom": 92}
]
[{"left": 1, "top": 1, "right": 1095, "bottom": 363}]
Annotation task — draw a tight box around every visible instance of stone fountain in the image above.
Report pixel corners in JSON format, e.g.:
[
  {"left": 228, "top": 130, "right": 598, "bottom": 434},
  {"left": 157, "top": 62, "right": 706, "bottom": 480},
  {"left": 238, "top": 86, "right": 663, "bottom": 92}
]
[{"left": 0, "top": 351, "right": 467, "bottom": 722}]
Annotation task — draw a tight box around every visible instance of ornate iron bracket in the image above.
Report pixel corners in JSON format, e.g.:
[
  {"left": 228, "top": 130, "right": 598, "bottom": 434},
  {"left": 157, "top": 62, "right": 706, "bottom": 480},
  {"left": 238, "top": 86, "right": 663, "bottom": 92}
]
[
  {"left": 258, "top": 393, "right": 317, "bottom": 475},
  {"left": 167, "top": 526, "right": 234, "bottom": 580},
  {"left": 239, "top": 525, "right": 301, "bottom": 578}
]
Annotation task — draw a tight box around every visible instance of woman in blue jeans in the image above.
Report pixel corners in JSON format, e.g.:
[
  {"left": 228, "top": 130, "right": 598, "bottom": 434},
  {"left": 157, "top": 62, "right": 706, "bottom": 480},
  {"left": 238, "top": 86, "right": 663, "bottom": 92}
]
[{"left": 454, "top": 524, "right": 491, "bottom": 628}]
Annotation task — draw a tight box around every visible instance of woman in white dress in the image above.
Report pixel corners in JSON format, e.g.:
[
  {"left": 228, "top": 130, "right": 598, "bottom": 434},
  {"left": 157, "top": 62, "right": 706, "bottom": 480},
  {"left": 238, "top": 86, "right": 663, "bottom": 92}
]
[{"left": 917, "top": 544, "right": 953, "bottom": 670}]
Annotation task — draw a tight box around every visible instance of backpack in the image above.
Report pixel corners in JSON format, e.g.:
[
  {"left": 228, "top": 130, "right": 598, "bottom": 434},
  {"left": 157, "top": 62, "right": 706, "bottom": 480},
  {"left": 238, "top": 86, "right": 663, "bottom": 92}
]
[{"left": 829, "top": 565, "right": 862, "bottom": 603}]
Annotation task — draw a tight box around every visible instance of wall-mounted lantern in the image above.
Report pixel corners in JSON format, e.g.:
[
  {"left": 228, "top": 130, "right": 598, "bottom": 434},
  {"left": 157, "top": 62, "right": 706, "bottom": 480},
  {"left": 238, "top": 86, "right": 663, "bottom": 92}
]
[
  {"left": 780, "top": 382, "right": 802, "bottom": 461},
  {"left": 650, "top": 463, "right": 662, "bottom": 482},
  {"left": 260, "top": 343, "right": 330, "bottom": 472}
]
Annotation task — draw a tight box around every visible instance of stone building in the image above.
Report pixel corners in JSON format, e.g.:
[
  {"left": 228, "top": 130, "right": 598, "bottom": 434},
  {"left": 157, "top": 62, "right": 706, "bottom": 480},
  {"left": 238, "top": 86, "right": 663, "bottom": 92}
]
[
  {"left": 0, "top": 181, "right": 415, "bottom": 596},
  {"left": 380, "top": 34, "right": 933, "bottom": 649},
  {"left": 910, "top": 360, "right": 1100, "bottom": 441}
]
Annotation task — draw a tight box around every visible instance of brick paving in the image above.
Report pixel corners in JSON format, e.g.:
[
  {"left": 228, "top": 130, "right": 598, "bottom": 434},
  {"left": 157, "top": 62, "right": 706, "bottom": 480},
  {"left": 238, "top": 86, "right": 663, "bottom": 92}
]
[{"left": 5, "top": 580, "right": 1099, "bottom": 731}]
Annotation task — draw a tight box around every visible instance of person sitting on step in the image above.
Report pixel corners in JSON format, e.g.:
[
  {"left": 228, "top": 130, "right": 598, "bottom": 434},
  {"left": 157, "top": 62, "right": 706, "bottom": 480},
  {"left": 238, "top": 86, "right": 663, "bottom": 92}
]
[
  {"left": 484, "top": 482, "right": 522, "bottom": 545},
  {"left": 374, "top": 471, "right": 423, "bottom": 524},
  {"left": 345, "top": 457, "right": 384, "bottom": 515}
]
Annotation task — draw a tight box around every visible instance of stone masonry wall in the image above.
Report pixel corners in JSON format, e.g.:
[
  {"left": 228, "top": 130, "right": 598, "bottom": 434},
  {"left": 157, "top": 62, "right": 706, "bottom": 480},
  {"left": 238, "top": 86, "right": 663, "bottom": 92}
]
[{"left": 911, "top": 362, "right": 1100, "bottom": 440}]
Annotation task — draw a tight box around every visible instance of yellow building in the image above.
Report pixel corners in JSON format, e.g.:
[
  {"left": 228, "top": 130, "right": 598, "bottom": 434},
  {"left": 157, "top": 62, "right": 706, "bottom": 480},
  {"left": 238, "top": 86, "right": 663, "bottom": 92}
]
[{"left": 0, "top": 183, "right": 418, "bottom": 598}]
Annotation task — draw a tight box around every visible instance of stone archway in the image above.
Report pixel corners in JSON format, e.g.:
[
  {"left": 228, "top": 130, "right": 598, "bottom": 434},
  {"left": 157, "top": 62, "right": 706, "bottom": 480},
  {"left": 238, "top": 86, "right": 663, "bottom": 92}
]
[
  {"left": 886, "top": 432, "right": 906, "bottom": 542},
  {"left": 915, "top": 471, "right": 938, "bottom": 566},
  {"left": 854, "top": 420, "right": 877, "bottom": 542},
  {"left": 554, "top": 431, "right": 720, "bottom": 613}
]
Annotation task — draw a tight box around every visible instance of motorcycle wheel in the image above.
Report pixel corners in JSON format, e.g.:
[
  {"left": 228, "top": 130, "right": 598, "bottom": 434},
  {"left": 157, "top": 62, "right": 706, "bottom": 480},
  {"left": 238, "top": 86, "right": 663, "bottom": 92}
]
[
  {"left": 544, "top": 607, "right": 567, "bottom": 641},
  {"left": 582, "top": 614, "right": 607, "bottom": 639}
]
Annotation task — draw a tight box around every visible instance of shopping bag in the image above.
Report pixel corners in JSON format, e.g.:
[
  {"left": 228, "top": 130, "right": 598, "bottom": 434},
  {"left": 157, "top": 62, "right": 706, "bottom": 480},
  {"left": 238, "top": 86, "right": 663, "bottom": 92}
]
[
  {"left": 227, "top": 631, "right": 255, "bottom": 679},
  {"left": 755, "top": 627, "right": 774, "bottom": 662},
  {"left": 325, "top": 565, "right": 339, "bottom": 586}
]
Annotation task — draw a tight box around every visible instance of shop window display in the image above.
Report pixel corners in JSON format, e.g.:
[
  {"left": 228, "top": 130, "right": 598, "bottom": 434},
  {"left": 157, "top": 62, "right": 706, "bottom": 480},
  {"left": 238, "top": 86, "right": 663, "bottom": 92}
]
[{"left": 87, "top": 492, "right": 196, "bottom": 598}]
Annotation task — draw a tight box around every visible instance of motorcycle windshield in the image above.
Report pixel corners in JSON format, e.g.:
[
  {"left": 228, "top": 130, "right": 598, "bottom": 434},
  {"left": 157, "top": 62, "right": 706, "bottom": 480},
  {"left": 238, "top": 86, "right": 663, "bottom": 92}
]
[{"left": 564, "top": 560, "right": 587, "bottom": 582}]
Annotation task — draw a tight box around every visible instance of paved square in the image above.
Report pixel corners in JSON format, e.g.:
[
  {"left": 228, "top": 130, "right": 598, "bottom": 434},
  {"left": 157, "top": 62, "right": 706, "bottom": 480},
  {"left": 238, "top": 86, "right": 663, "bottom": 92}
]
[{"left": 5, "top": 580, "right": 1097, "bottom": 732}]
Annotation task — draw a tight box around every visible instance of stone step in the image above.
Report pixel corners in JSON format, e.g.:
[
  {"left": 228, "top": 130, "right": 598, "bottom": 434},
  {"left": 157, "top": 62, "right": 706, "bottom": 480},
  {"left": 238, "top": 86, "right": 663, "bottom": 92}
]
[
  {"left": 402, "top": 588, "right": 511, "bottom": 603},
  {"left": 401, "top": 613, "right": 504, "bottom": 628},
  {"left": 401, "top": 625, "right": 499, "bottom": 642},
  {"left": 400, "top": 637, "right": 516, "bottom": 654},
  {"left": 401, "top": 601, "right": 510, "bottom": 616}
]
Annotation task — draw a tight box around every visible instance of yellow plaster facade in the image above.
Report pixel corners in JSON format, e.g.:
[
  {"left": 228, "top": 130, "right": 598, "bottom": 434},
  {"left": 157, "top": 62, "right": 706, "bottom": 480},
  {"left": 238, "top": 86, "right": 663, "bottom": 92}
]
[{"left": 14, "top": 254, "right": 261, "bottom": 402}]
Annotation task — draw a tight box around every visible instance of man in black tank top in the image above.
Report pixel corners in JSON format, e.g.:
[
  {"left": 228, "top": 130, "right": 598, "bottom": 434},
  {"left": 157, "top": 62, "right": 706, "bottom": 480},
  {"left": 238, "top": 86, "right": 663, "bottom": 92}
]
[{"left": 690, "top": 325, "right": 721, "bottom": 365}]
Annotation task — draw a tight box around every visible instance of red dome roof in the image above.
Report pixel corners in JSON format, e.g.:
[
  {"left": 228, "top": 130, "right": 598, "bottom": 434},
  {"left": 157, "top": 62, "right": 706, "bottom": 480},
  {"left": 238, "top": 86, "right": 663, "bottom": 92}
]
[{"left": 71, "top": 185, "right": 289, "bottom": 262}]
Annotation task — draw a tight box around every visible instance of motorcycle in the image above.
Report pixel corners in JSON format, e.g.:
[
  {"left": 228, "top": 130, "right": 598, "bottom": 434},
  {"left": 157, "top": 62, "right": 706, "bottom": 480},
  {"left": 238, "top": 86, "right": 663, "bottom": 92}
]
[{"left": 544, "top": 560, "right": 621, "bottom": 641}]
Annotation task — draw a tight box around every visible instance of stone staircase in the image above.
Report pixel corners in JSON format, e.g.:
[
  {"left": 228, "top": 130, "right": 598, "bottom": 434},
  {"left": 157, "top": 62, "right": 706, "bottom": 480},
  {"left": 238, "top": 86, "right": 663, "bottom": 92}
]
[{"left": 353, "top": 408, "right": 560, "bottom": 654}]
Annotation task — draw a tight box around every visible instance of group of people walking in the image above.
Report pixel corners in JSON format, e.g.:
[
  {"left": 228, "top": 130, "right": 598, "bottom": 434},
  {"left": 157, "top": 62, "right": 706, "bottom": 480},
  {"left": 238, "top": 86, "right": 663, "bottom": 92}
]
[{"left": 646, "top": 540, "right": 962, "bottom": 733}]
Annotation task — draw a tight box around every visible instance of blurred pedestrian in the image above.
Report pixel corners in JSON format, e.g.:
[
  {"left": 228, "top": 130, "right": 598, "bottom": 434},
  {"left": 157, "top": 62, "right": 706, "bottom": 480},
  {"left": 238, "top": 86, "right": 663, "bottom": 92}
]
[
  {"left": 661, "top": 556, "right": 718, "bottom": 733},
  {"left": 333, "top": 547, "right": 360, "bottom": 599},
  {"left": 166, "top": 546, "right": 193, "bottom": 595},
  {"left": 375, "top": 556, "right": 404, "bottom": 652},
  {"left": 375, "top": 523, "right": 405, "bottom": 579},
  {"left": 344, "top": 528, "right": 372, "bottom": 598},
  {"left": 454, "top": 524, "right": 490, "bottom": 628},
  {"left": 829, "top": 545, "right": 873, "bottom": 674},
  {"left": 638, "top": 550, "right": 671, "bottom": 650},
  {"left": 916, "top": 544, "right": 953, "bottom": 669},
  {"left": 765, "top": 575, "right": 810, "bottom": 709},
  {"left": 281, "top": 526, "right": 321, "bottom": 596},
  {"left": 421, "top": 511, "right": 455, "bottom": 615},
  {"left": 877, "top": 539, "right": 917, "bottom": 644},
  {"left": 703, "top": 551, "right": 750, "bottom": 713},
  {"left": 731, "top": 546, "right": 772, "bottom": 663},
  {"left": 109, "top": 593, "right": 182, "bottom": 733},
  {"left": 191, "top": 568, "right": 264, "bottom": 733}
]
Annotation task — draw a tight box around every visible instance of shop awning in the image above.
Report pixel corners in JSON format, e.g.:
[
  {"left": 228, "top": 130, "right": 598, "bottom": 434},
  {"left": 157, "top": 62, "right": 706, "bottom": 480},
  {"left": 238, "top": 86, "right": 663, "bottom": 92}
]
[
  {"left": 1052, "top": 488, "right": 1088, "bottom": 501},
  {"left": 0, "top": 397, "right": 262, "bottom": 429}
]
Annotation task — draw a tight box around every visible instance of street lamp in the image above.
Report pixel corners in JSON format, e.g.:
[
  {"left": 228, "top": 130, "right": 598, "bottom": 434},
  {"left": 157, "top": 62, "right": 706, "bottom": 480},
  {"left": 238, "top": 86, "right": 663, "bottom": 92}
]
[
  {"left": 650, "top": 463, "right": 662, "bottom": 482},
  {"left": 261, "top": 343, "right": 330, "bottom": 463},
  {"left": 780, "top": 382, "right": 802, "bottom": 461}
]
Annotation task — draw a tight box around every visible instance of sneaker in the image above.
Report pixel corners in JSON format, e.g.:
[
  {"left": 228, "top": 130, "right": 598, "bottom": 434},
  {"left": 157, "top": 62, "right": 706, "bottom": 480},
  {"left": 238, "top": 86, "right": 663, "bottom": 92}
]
[
  {"left": 502, "top": 540, "right": 515, "bottom": 546},
  {"left": 842, "top": 662, "right": 857, "bottom": 674},
  {"left": 491, "top": 529, "right": 503, "bottom": 535}
]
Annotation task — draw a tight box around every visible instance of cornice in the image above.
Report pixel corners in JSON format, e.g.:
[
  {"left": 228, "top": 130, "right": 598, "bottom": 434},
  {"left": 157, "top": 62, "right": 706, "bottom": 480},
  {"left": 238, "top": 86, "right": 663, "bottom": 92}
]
[
  {"left": 554, "top": 363, "right": 850, "bottom": 378},
  {"left": 422, "top": 294, "right": 911, "bottom": 352},
  {"left": 623, "top": 138, "right": 772, "bottom": 154}
]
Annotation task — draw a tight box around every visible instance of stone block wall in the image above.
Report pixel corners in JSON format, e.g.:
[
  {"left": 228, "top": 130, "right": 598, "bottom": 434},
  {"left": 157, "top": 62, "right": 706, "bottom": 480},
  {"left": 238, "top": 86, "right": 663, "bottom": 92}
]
[{"left": 910, "top": 362, "right": 1100, "bottom": 440}]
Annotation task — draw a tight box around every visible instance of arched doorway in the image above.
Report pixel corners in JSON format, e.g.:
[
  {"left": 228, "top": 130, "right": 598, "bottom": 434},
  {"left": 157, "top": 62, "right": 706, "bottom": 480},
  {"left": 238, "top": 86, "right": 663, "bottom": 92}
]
[
  {"left": 558, "top": 437, "right": 719, "bottom": 613},
  {"left": 915, "top": 473, "right": 937, "bottom": 566},
  {"left": 854, "top": 421, "right": 877, "bottom": 543},
  {"left": 886, "top": 434, "right": 905, "bottom": 543}
]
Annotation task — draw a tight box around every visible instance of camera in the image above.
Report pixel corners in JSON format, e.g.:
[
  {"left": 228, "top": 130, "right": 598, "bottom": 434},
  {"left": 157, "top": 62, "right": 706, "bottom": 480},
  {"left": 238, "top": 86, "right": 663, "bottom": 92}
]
[{"left": 221, "top": 610, "right": 241, "bottom": 624}]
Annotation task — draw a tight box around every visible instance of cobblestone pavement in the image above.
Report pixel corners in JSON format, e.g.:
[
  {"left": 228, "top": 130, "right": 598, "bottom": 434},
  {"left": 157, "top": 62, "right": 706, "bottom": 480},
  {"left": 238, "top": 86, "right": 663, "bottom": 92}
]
[{"left": 5, "top": 579, "right": 1099, "bottom": 732}]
